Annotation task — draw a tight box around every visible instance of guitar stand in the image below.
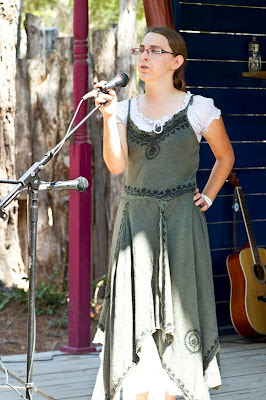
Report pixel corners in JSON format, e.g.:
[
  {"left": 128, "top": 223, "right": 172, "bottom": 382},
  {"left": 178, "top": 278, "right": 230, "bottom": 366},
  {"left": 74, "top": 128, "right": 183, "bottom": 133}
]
[{"left": 0, "top": 102, "right": 101, "bottom": 400}]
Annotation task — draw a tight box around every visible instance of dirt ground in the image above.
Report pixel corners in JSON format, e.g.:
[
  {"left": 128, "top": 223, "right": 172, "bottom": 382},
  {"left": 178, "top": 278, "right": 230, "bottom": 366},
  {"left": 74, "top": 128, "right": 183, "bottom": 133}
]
[{"left": 0, "top": 301, "right": 98, "bottom": 356}]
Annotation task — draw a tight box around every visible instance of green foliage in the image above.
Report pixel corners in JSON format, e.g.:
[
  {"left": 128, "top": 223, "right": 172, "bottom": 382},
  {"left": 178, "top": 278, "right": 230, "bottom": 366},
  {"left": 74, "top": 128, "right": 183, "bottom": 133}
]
[
  {"left": 21, "top": 0, "right": 145, "bottom": 38},
  {"left": 0, "top": 286, "right": 27, "bottom": 311},
  {"left": 23, "top": 0, "right": 59, "bottom": 12},
  {"left": 89, "top": 0, "right": 145, "bottom": 38},
  {"left": 50, "top": 307, "right": 69, "bottom": 329},
  {"left": 0, "top": 265, "right": 68, "bottom": 316},
  {"left": 34, "top": 276, "right": 68, "bottom": 315},
  {"left": 22, "top": 0, "right": 74, "bottom": 35},
  {"left": 89, "top": 0, "right": 120, "bottom": 31}
]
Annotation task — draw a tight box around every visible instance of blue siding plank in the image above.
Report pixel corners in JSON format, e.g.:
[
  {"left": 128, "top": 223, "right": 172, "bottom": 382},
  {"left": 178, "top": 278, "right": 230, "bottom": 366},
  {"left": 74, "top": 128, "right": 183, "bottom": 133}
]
[
  {"left": 216, "top": 302, "right": 232, "bottom": 327},
  {"left": 207, "top": 220, "right": 266, "bottom": 249},
  {"left": 214, "top": 275, "right": 231, "bottom": 302},
  {"left": 222, "top": 116, "right": 266, "bottom": 141},
  {"left": 197, "top": 171, "right": 234, "bottom": 196},
  {"left": 199, "top": 142, "right": 266, "bottom": 169},
  {"left": 197, "top": 169, "right": 266, "bottom": 194},
  {"left": 206, "top": 197, "right": 234, "bottom": 224},
  {"left": 180, "top": 3, "right": 266, "bottom": 34},
  {"left": 181, "top": 0, "right": 266, "bottom": 7},
  {"left": 172, "top": 0, "right": 180, "bottom": 31},
  {"left": 199, "top": 142, "right": 215, "bottom": 169},
  {"left": 182, "top": 32, "right": 266, "bottom": 61},
  {"left": 186, "top": 61, "right": 266, "bottom": 88},
  {"left": 211, "top": 248, "right": 234, "bottom": 275},
  {"left": 206, "top": 194, "right": 266, "bottom": 223},
  {"left": 192, "top": 88, "right": 266, "bottom": 114}
]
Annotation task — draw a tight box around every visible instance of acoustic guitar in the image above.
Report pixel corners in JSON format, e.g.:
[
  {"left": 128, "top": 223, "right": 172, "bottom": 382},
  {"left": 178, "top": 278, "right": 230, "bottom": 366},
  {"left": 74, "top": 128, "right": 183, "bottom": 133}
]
[{"left": 226, "top": 170, "right": 266, "bottom": 339}]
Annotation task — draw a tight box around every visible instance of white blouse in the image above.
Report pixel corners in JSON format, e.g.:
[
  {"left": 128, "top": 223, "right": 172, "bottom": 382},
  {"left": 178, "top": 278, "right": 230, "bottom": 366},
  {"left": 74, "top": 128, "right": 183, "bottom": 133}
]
[{"left": 116, "top": 91, "right": 221, "bottom": 141}]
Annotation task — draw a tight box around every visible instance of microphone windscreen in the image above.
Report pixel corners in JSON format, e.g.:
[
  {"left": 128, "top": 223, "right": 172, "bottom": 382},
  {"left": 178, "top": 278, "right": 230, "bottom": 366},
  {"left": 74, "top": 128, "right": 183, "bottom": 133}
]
[
  {"left": 104, "top": 73, "right": 129, "bottom": 92},
  {"left": 117, "top": 72, "right": 129, "bottom": 87},
  {"left": 77, "top": 177, "right": 89, "bottom": 192}
]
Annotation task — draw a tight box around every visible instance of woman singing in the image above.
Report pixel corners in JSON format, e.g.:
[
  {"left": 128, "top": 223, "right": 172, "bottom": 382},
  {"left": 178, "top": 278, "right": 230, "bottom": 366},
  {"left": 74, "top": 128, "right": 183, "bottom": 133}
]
[{"left": 91, "top": 26, "right": 235, "bottom": 400}]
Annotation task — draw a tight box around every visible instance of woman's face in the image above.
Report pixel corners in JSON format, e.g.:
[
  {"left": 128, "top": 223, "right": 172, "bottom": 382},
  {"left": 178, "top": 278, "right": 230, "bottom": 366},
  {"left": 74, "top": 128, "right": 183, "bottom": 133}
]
[{"left": 138, "top": 32, "right": 179, "bottom": 84}]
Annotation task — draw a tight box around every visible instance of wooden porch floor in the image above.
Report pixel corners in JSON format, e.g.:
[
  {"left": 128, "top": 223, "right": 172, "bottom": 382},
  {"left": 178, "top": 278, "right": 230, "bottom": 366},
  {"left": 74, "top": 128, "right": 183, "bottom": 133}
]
[{"left": 0, "top": 334, "right": 265, "bottom": 399}]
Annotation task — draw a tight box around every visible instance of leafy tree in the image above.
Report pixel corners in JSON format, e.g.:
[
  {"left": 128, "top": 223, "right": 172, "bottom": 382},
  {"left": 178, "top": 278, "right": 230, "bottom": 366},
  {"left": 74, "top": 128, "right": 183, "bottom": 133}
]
[
  {"left": 23, "top": 0, "right": 59, "bottom": 12},
  {"left": 21, "top": 0, "right": 145, "bottom": 37},
  {"left": 22, "top": 0, "right": 74, "bottom": 35},
  {"left": 89, "top": 0, "right": 120, "bottom": 31}
]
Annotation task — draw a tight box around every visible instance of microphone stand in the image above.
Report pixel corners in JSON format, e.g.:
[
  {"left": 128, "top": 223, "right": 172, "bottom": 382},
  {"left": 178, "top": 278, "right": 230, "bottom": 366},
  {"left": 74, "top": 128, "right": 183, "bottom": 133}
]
[{"left": 0, "top": 102, "right": 102, "bottom": 400}]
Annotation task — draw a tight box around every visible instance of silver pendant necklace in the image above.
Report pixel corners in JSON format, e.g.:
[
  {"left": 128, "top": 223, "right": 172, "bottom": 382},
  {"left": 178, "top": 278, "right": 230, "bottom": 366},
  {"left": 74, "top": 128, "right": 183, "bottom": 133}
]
[{"left": 153, "top": 122, "right": 163, "bottom": 134}]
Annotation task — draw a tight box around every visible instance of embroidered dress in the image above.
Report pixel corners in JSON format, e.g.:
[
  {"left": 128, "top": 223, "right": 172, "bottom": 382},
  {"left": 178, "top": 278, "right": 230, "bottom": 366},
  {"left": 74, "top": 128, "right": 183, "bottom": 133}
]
[{"left": 92, "top": 93, "right": 222, "bottom": 400}]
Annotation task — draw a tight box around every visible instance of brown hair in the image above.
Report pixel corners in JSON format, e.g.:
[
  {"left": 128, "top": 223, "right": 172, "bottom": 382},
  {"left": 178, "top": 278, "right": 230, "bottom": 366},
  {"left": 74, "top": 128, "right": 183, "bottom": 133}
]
[{"left": 145, "top": 26, "right": 187, "bottom": 92}]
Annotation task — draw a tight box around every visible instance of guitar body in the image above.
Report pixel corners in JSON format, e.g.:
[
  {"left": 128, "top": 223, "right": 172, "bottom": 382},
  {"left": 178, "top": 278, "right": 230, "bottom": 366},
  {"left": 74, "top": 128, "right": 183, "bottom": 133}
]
[{"left": 227, "top": 246, "right": 266, "bottom": 339}]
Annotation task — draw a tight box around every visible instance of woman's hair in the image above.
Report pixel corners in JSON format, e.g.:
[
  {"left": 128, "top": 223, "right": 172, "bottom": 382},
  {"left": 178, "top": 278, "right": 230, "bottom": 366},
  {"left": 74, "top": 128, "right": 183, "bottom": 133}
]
[{"left": 145, "top": 26, "right": 187, "bottom": 92}]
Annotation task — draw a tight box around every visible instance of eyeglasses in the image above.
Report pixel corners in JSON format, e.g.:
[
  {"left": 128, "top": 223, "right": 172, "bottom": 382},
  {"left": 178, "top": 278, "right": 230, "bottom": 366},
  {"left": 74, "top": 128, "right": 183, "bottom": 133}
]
[{"left": 131, "top": 46, "right": 177, "bottom": 56}]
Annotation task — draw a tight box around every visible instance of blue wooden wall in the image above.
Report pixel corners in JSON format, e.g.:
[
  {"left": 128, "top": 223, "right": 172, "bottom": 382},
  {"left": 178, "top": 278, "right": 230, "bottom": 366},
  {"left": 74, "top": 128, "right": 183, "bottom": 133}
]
[{"left": 172, "top": 0, "right": 266, "bottom": 333}]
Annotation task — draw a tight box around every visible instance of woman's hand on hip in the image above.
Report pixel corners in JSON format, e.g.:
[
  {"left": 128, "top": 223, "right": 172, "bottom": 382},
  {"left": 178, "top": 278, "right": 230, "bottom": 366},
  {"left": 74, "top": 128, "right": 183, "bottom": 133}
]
[{"left": 193, "top": 188, "right": 211, "bottom": 212}]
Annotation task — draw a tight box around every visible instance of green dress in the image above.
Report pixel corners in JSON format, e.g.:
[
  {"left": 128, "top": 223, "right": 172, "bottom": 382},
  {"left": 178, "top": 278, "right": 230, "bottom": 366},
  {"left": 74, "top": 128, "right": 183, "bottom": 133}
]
[{"left": 98, "top": 95, "right": 221, "bottom": 400}]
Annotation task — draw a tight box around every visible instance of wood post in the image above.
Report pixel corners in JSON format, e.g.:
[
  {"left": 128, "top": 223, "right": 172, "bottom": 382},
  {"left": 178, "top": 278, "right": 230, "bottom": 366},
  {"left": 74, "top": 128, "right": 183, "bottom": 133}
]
[{"left": 61, "top": 0, "right": 94, "bottom": 353}]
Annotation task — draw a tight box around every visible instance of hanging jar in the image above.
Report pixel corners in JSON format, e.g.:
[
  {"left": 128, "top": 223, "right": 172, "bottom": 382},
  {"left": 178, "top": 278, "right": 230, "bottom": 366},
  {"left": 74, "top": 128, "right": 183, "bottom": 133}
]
[{"left": 248, "top": 36, "right": 262, "bottom": 72}]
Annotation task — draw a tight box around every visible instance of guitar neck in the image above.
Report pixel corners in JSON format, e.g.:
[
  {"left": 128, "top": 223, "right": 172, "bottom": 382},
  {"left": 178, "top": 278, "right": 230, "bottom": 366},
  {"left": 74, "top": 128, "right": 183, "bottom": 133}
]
[{"left": 236, "top": 187, "right": 261, "bottom": 265}]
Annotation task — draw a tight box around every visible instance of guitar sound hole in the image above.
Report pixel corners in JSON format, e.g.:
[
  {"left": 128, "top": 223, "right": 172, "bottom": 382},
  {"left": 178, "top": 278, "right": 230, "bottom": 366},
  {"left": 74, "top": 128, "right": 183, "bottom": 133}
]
[{"left": 253, "top": 264, "right": 266, "bottom": 282}]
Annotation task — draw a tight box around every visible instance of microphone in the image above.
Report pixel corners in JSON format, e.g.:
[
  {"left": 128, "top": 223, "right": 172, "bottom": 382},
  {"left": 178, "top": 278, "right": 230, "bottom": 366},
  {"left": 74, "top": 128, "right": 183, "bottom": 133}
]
[
  {"left": 82, "top": 72, "right": 129, "bottom": 100},
  {"left": 38, "top": 177, "right": 89, "bottom": 192}
]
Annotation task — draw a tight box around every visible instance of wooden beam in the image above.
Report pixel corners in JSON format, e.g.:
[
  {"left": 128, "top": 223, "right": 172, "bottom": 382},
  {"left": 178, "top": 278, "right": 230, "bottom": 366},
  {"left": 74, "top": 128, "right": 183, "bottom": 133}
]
[{"left": 62, "top": 0, "right": 94, "bottom": 354}]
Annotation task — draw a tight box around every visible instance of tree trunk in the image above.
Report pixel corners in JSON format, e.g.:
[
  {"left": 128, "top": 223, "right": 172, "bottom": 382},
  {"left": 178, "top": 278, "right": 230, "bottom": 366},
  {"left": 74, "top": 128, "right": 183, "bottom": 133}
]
[
  {"left": 116, "top": 0, "right": 137, "bottom": 100},
  {"left": 16, "top": 14, "right": 73, "bottom": 282},
  {"left": 0, "top": 0, "right": 26, "bottom": 286}
]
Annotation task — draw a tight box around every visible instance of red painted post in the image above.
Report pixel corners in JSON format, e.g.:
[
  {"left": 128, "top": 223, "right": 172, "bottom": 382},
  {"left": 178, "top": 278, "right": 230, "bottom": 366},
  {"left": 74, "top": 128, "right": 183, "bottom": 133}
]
[{"left": 61, "top": 0, "right": 95, "bottom": 353}]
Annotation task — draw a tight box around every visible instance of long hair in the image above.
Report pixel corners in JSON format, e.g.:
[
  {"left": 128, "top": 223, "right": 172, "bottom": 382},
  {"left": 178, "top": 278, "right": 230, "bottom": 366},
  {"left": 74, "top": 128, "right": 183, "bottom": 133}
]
[{"left": 145, "top": 26, "right": 187, "bottom": 92}]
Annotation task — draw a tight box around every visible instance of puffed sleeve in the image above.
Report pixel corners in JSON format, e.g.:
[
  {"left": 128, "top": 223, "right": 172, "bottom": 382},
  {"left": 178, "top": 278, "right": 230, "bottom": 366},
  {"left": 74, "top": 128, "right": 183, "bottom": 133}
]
[
  {"left": 188, "top": 95, "right": 221, "bottom": 137},
  {"left": 116, "top": 99, "right": 129, "bottom": 125}
]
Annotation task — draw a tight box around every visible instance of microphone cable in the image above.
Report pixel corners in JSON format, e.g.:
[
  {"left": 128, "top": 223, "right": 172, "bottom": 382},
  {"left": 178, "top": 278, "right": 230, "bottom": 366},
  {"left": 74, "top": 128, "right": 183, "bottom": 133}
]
[{"left": 52, "top": 98, "right": 84, "bottom": 159}]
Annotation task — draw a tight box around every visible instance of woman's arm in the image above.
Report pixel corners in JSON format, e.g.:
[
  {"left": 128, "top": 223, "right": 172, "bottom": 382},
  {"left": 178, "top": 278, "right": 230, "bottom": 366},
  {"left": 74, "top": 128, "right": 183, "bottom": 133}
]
[
  {"left": 103, "top": 117, "right": 128, "bottom": 175},
  {"left": 194, "top": 116, "right": 235, "bottom": 212},
  {"left": 94, "top": 82, "right": 128, "bottom": 174}
]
